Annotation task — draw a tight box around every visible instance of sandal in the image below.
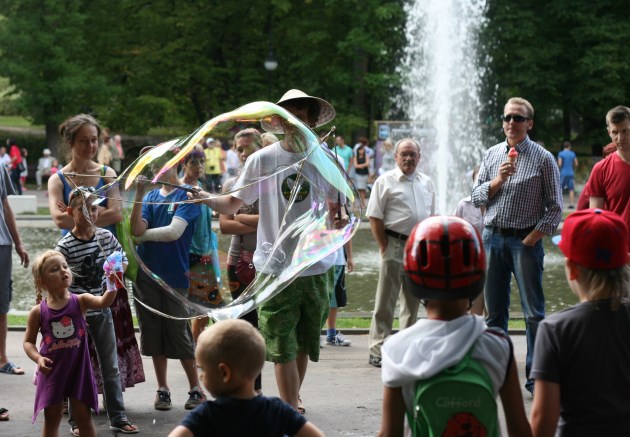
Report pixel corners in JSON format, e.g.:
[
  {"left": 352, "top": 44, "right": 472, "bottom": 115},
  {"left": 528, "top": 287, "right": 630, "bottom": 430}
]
[
  {"left": 297, "top": 397, "right": 306, "bottom": 415},
  {"left": 0, "top": 408, "right": 9, "bottom": 421},
  {"left": 0, "top": 361, "right": 24, "bottom": 375},
  {"left": 69, "top": 425, "right": 79, "bottom": 437},
  {"left": 110, "top": 420, "right": 139, "bottom": 434}
]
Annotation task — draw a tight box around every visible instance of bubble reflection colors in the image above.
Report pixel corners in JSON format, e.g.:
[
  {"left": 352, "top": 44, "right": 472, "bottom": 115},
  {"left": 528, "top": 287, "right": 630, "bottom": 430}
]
[{"left": 88, "top": 101, "right": 360, "bottom": 322}]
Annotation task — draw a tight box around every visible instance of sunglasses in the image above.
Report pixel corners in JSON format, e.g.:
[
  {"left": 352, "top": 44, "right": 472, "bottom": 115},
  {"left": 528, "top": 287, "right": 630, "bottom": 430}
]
[
  {"left": 502, "top": 114, "right": 529, "bottom": 123},
  {"left": 69, "top": 186, "right": 104, "bottom": 206}
]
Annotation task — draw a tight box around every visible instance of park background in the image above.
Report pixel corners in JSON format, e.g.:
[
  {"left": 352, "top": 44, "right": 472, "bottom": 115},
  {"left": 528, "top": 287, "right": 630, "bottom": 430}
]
[
  {"left": 1, "top": 0, "right": 629, "bottom": 169},
  {"left": 1, "top": 0, "right": 619, "bottom": 325}
]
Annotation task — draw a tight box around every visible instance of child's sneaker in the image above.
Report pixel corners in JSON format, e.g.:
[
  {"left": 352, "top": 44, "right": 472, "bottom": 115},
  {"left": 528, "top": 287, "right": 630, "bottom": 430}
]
[
  {"left": 185, "top": 387, "right": 206, "bottom": 410},
  {"left": 320, "top": 335, "right": 325, "bottom": 348},
  {"left": 154, "top": 388, "right": 172, "bottom": 411},
  {"left": 326, "top": 331, "right": 351, "bottom": 346}
]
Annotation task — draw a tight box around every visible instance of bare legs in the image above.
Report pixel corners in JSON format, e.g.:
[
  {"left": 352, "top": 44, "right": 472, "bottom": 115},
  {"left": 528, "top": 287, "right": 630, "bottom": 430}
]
[
  {"left": 274, "top": 352, "right": 309, "bottom": 410},
  {"left": 153, "top": 356, "right": 199, "bottom": 391}
]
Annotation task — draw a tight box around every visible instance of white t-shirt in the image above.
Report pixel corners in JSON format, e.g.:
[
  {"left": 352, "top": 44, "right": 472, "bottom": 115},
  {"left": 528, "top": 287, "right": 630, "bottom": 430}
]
[
  {"left": 233, "top": 142, "right": 337, "bottom": 276},
  {"left": 225, "top": 149, "right": 241, "bottom": 174},
  {"left": 367, "top": 167, "right": 436, "bottom": 235}
]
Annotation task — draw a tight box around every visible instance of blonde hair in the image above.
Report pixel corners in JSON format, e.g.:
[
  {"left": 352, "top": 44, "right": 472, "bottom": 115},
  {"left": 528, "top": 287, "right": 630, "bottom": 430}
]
[
  {"left": 382, "top": 138, "right": 394, "bottom": 152},
  {"left": 261, "top": 132, "right": 279, "bottom": 147},
  {"left": 196, "top": 319, "right": 265, "bottom": 380},
  {"left": 31, "top": 250, "right": 67, "bottom": 303},
  {"left": 58, "top": 114, "right": 102, "bottom": 162},
  {"left": 506, "top": 97, "right": 534, "bottom": 119},
  {"left": 234, "top": 128, "right": 263, "bottom": 150},
  {"left": 577, "top": 264, "right": 630, "bottom": 310}
]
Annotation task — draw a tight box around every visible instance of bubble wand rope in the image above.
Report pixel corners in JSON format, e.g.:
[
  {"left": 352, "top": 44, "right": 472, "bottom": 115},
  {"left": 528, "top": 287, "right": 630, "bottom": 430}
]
[{"left": 331, "top": 127, "right": 342, "bottom": 221}]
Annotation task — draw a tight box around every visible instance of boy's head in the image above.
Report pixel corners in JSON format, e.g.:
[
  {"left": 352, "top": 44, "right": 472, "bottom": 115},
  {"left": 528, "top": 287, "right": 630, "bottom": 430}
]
[
  {"left": 67, "top": 186, "right": 100, "bottom": 227},
  {"left": 195, "top": 319, "right": 265, "bottom": 398},
  {"left": 404, "top": 216, "right": 485, "bottom": 303},
  {"left": 554, "top": 209, "right": 630, "bottom": 306}
]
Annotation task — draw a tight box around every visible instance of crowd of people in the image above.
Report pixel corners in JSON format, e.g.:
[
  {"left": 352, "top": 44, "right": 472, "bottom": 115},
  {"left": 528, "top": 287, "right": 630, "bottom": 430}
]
[{"left": 0, "top": 93, "right": 629, "bottom": 436}]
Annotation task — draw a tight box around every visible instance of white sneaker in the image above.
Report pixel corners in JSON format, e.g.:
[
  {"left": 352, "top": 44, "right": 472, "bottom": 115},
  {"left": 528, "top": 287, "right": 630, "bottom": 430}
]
[
  {"left": 326, "top": 331, "right": 351, "bottom": 346},
  {"left": 320, "top": 336, "right": 325, "bottom": 348}
]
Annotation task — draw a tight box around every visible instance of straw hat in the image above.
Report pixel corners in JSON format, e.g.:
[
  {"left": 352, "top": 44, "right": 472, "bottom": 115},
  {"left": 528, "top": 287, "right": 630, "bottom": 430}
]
[{"left": 261, "top": 89, "right": 336, "bottom": 134}]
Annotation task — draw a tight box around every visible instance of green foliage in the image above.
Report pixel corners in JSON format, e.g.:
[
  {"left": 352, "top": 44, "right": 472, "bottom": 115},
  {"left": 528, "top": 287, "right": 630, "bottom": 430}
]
[
  {"left": 0, "top": 0, "right": 109, "bottom": 129},
  {"left": 0, "top": 0, "right": 406, "bottom": 143},
  {"left": 2, "top": 0, "right": 630, "bottom": 152},
  {"left": 481, "top": 0, "right": 630, "bottom": 151}
]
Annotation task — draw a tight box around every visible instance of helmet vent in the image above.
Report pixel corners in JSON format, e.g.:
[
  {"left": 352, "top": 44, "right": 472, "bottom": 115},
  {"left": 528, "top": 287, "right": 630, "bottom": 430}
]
[
  {"left": 463, "top": 241, "right": 471, "bottom": 266},
  {"left": 420, "top": 240, "right": 428, "bottom": 266},
  {"left": 440, "top": 235, "right": 450, "bottom": 257}
]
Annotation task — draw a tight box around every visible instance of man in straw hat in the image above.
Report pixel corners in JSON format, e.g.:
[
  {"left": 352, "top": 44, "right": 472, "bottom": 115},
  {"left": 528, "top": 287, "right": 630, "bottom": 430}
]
[{"left": 190, "top": 89, "right": 345, "bottom": 414}]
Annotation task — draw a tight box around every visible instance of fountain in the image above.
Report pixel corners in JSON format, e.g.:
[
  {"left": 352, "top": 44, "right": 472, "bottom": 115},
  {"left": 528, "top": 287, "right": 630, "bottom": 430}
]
[{"left": 398, "top": 0, "right": 488, "bottom": 213}]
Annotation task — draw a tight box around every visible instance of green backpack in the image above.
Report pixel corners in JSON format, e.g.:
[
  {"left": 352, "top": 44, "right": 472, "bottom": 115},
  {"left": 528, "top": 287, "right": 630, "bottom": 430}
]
[{"left": 408, "top": 344, "right": 499, "bottom": 437}]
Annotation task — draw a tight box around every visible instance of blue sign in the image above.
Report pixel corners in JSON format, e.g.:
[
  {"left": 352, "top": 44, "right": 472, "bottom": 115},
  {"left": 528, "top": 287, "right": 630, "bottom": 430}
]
[{"left": 378, "top": 124, "right": 390, "bottom": 140}]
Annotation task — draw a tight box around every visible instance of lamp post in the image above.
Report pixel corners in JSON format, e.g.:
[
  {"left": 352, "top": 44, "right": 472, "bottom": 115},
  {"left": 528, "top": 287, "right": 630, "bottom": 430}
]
[{"left": 264, "top": 47, "right": 278, "bottom": 100}]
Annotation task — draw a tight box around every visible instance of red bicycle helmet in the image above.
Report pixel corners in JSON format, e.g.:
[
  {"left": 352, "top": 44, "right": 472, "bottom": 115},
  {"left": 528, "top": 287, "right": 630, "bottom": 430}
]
[{"left": 404, "top": 216, "right": 485, "bottom": 300}]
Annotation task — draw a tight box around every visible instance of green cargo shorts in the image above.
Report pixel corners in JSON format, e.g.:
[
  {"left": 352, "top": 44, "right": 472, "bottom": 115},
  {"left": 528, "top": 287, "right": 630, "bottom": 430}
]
[{"left": 258, "top": 269, "right": 333, "bottom": 363}]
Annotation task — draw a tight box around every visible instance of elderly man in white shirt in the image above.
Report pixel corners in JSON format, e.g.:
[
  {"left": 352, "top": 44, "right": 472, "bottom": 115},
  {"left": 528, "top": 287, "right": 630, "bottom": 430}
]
[
  {"left": 366, "top": 138, "right": 435, "bottom": 368},
  {"left": 35, "top": 148, "right": 56, "bottom": 190}
]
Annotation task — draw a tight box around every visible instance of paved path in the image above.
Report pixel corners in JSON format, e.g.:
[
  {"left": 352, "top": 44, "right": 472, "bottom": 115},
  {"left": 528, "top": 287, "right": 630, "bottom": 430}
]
[{"left": 1, "top": 331, "right": 532, "bottom": 436}]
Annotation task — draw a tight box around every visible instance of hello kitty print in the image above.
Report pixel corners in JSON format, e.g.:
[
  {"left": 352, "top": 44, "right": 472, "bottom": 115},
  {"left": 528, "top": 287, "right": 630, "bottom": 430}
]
[{"left": 44, "top": 315, "right": 84, "bottom": 352}]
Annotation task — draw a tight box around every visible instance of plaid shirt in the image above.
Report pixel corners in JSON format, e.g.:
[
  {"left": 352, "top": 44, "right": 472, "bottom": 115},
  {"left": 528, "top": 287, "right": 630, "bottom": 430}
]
[{"left": 471, "top": 136, "right": 562, "bottom": 236}]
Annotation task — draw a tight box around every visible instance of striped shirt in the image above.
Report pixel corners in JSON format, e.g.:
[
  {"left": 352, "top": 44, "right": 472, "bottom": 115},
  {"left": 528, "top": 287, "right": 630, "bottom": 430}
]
[
  {"left": 471, "top": 136, "right": 562, "bottom": 236},
  {"left": 56, "top": 228, "right": 128, "bottom": 297}
]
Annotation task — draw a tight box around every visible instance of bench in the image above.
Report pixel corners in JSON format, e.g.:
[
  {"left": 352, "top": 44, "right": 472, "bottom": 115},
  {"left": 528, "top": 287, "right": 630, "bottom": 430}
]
[{"left": 7, "top": 195, "right": 37, "bottom": 214}]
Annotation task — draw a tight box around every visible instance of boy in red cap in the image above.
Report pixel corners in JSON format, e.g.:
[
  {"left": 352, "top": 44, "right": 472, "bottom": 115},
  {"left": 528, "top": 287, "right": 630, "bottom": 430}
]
[{"left": 531, "top": 208, "right": 630, "bottom": 435}]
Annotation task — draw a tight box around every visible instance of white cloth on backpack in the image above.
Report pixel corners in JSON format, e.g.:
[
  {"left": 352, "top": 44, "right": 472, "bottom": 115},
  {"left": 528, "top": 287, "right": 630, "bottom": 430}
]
[{"left": 381, "top": 315, "right": 510, "bottom": 412}]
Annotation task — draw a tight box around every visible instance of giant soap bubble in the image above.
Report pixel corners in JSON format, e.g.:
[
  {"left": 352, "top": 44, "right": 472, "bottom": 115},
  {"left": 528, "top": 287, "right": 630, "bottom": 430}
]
[{"left": 73, "top": 101, "right": 360, "bottom": 322}]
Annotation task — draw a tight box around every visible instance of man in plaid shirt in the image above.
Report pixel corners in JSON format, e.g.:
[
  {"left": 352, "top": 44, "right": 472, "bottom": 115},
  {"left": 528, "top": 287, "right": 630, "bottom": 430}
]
[{"left": 472, "top": 97, "right": 562, "bottom": 395}]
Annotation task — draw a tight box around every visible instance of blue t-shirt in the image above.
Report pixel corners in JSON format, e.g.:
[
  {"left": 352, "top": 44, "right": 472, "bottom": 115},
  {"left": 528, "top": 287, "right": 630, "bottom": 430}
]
[
  {"left": 181, "top": 396, "right": 307, "bottom": 437},
  {"left": 558, "top": 149, "right": 576, "bottom": 177},
  {"left": 136, "top": 187, "right": 199, "bottom": 288},
  {"left": 190, "top": 182, "right": 215, "bottom": 256},
  {"left": 332, "top": 145, "right": 354, "bottom": 171}
]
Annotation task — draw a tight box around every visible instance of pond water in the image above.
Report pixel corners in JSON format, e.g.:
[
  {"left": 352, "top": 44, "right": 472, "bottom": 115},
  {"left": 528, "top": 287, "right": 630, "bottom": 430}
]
[{"left": 9, "top": 227, "right": 577, "bottom": 315}]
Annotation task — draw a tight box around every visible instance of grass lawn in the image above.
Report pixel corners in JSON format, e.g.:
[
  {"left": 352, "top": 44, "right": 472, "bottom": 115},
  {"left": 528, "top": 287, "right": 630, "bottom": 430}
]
[
  {"left": 8, "top": 314, "right": 527, "bottom": 330},
  {"left": 0, "top": 115, "right": 42, "bottom": 129}
]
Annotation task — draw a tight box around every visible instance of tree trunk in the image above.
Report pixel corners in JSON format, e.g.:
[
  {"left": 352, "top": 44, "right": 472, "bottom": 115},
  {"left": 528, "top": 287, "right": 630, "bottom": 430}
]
[
  {"left": 352, "top": 49, "right": 369, "bottom": 142},
  {"left": 45, "top": 120, "right": 60, "bottom": 161}
]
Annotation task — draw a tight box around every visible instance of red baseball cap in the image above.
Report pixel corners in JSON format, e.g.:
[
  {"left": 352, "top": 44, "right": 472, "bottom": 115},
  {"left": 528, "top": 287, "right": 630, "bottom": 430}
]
[{"left": 553, "top": 209, "right": 629, "bottom": 269}]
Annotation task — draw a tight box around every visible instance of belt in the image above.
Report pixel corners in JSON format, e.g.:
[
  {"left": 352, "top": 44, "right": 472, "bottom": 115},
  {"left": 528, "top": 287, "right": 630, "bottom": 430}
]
[
  {"left": 385, "top": 229, "right": 409, "bottom": 241},
  {"left": 486, "top": 225, "right": 536, "bottom": 238}
]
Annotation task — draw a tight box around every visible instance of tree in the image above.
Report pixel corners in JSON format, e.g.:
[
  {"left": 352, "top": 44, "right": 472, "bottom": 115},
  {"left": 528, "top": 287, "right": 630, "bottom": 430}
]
[
  {"left": 481, "top": 0, "right": 630, "bottom": 151},
  {"left": 0, "top": 0, "right": 407, "bottom": 144},
  {"left": 0, "top": 0, "right": 109, "bottom": 155}
]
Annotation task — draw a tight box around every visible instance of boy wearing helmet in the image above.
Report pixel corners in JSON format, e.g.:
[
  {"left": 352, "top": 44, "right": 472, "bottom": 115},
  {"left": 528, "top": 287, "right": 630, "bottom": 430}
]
[{"left": 379, "top": 216, "right": 530, "bottom": 436}]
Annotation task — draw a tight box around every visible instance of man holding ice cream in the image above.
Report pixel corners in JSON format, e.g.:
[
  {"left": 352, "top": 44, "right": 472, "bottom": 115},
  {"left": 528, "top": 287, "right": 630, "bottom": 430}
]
[{"left": 471, "top": 97, "right": 562, "bottom": 395}]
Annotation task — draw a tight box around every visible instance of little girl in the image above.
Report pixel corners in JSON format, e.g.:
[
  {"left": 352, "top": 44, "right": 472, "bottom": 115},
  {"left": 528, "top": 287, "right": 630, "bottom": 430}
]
[{"left": 23, "top": 250, "right": 119, "bottom": 437}]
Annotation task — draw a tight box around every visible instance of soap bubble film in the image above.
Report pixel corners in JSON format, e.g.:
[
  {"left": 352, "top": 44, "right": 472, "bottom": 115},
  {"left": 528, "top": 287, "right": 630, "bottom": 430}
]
[{"left": 79, "top": 101, "right": 360, "bottom": 322}]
